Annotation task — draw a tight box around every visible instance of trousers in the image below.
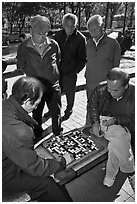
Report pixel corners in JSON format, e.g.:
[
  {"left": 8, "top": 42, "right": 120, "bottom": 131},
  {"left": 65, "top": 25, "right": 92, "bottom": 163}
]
[
  {"left": 33, "top": 88, "right": 62, "bottom": 136},
  {"left": 3, "top": 172, "right": 72, "bottom": 202},
  {"left": 85, "top": 86, "right": 94, "bottom": 126},
  {"left": 104, "top": 125, "right": 135, "bottom": 178},
  {"left": 60, "top": 73, "right": 77, "bottom": 114}
]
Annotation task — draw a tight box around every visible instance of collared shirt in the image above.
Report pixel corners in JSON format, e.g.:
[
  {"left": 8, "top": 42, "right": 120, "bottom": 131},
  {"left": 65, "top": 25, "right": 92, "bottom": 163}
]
[
  {"left": 93, "top": 34, "right": 104, "bottom": 46},
  {"left": 17, "top": 37, "right": 61, "bottom": 86}
]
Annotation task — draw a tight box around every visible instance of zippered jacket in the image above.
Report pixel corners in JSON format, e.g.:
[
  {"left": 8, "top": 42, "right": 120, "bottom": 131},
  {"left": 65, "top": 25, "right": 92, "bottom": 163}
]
[
  {"left": 17, "top": 37, "right": 61, "bottom": 92},
  {"left": 2, "top": 96, "right": 63, "bottom": 184},
  {"left": 88, "top": 81, "right": 135, "bottom": 137},
  {"left": 85, "top": 34, "right": 121, "bottom": 90},
  {"left": 55, "top": 29, "right": 87, "bottom": 75}
]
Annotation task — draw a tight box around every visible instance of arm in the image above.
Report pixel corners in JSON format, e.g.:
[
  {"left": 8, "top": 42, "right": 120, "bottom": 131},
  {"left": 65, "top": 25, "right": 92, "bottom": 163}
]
[
  {"left": 4, "top": 127, "right": 65, "bottom": 177},
  {"left": 76, "top": 37, "right": 87, "bottom": 73},
  {"left": 16, "top": 43, "right": 26, "bottom": 71},
  {"left": 113, "top": 39, "right": 121, "bottom": 67},
  {"left": 88, "top": 85, "right": 101, "bottom": 135},
  {"left": 55, "top": 41, "right": 61, "bottom": 68}
]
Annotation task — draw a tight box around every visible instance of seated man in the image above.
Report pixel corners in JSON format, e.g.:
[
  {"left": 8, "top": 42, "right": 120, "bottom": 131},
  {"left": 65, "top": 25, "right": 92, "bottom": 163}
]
[
  {"left": 2, "top": 76, "right": 72, "bottom": 202},
  {"left": 88, "top": 67, "right": 135, "bottom": 188}
]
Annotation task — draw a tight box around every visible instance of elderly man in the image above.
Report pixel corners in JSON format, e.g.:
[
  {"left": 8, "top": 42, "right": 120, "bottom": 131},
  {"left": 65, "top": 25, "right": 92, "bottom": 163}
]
[
  {"left": 17, "top": 15, "right": 62, "bottom": 141},
  {"left": 55, "top": 13, "right": 87, "bottom": 121},
  {"left": 88, "top": 68, "right": 135, "bottom": 189},
  {"left": 85, "top": 14, "right": 121, "bottom": 127},
  {"left": 2, "top": 76, "right": 72, "bottom": 202}
]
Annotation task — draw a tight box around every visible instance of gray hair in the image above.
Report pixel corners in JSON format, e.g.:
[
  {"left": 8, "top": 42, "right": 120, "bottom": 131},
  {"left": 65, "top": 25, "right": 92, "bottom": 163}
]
[
  {"left": 62, "top": 13, "right": 78, "bottom": 26},
  {"left": 30, "top": 14, "right": 51, "bottom": 32},
  {"left": 87, "top": 14, "right": 103, "bottom": 29}
]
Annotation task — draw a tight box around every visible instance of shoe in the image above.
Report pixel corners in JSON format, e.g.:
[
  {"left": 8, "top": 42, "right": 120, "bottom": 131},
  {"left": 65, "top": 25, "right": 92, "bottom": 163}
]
[
  {"left": 62, "top": 109, "right": 73, "bottom": 121},
  {"left": 61, "top": 113, "right": 72, "bottom": 121},
  {"left": 54, "top": 168, "right": 76, "bottom": 184},
  {"left": 103, "top": 176, "right": 115, "bottom": 187},
  {"left": 54, "top": 127, "right": 63, "bottom": 136},
  {"left": 43, "top": 111, "right": 51, "bottom": 118},
  {"left": 128, "top": 174, "right": 135, "bottom": 192}
]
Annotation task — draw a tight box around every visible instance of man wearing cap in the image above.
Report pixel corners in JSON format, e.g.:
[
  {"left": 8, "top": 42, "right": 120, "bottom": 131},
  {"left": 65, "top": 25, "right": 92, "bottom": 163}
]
[{"left": 17, "top": 15, "right": 62, "bottom": 141}]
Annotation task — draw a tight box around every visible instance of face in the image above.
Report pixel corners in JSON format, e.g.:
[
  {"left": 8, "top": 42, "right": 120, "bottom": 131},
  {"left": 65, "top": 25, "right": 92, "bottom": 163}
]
[
  {"left": 63, "top": 20, "right": 76, "bottom": 36},
  {"left": 107, "top": 80, "right": 127, "bottom": 99},
  {"left": 31, "top": 27, "right": 48, "bottom": 44},
  {"left": 22, "top": 91, "right": 43, "bottom": 113},
  {"left": 88, "top": 23, "right": 103, "bottom": 41}
]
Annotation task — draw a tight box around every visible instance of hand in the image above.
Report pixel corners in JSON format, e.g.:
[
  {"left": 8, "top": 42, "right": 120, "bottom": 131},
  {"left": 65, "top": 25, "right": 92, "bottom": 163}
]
[
  {"left": 2, "top": 92, "right": 7, "bottom": 99},
  {"left": 56, "top": 157, "right": 66, "bottom": 171},
  {"left": 63, "top": 152, "right": 74, "bottom": 165},
  {"left": 91, "top": 122, "right": 100, "bottom": 137},
  {"left": 102, "top": 118, "right": 115, "bottom": 127}
]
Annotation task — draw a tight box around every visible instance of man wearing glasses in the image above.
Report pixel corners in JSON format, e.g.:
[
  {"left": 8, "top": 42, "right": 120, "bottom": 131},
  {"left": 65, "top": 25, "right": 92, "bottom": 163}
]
[{"left": 17, "top": 15, "right": 62, "bottom": 142}]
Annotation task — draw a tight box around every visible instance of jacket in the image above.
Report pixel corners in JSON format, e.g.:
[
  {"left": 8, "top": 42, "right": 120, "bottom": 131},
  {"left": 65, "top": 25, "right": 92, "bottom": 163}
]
[
  {"left": 88, "top": 81, "right": 135, "bottom": 135},
  {"left": 55, "top": 29, "right": 87, "bottom": 75},
  {"left": 85, "top": 34, "right": 121, "bottom": 90},
  {"left": 2, "top": 96, "right": 62, "bottom": 184},
  {"left": 17, "top": 37, "right": 61, "bottom": 92}
]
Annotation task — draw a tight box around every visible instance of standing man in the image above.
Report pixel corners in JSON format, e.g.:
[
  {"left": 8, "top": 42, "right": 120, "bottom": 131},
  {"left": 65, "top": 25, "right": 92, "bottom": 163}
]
[
  {"left": 55, "top": 13, "right": 87, "bottom": 121},
  {"left": 17, "top": 15, "right": 62, "bottom": 140},
  {"left": 2, "top": 76, "right": 72, "bottom": 202},
  {"left": 85, "top": 14, "right": 121, "bottom": 127}
]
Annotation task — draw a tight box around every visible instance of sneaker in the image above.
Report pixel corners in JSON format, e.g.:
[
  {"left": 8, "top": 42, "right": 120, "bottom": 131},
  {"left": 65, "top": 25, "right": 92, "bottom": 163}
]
[
  {"left": 43, "top": 111, "right": 51, "bottom": 118},
  {"left": 62, "top": 110, "right": 73, "bottom": 121},
  {"left": 128, "top": 174, "right": 135, "bottom": 192},
  {"left": 103, "top": 176, "right": 115, "bottom": 187},
  {"left": 54, "top": 168, "right": 76, "bottom": 184}
]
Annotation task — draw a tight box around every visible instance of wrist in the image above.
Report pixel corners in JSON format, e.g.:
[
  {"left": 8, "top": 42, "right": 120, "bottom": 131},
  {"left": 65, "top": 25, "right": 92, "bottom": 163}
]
[{"left": 113, "top": 117, "right": 116, "bottom": 124}]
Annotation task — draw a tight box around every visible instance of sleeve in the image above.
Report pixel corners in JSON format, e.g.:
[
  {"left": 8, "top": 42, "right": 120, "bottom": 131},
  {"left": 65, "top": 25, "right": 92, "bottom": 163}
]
[
  {"left": 55, "top": 41, "right": 61, "bottom": 68},
  {"left": 4, "top": 126, "right": 62, "bottom": 177},
  {"left": 75, "top": 36, "right": 87, "bottom": 73},
  {"left": 113, "top": 39, "right": 121, "bottom": 67},
  {"left": 16, "top": 43, "right": 26, "bottom": 71},
  {"left": 88, "top": 85, "right": 101, "bottom": 125},
  {"left": 114, "top": 86, "right": 135, "bottom": 131}
]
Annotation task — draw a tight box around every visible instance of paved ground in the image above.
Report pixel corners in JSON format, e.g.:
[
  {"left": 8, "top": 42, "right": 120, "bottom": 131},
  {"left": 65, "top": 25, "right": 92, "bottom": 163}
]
[{"left": 2, "top": 42, "right": 135, "bottom": 202}]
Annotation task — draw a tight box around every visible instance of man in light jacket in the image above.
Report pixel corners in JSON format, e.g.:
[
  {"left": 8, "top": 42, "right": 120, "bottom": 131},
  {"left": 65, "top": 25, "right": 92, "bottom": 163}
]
[{"left": 85, "top": 14, "right": 121, "bottom": 127}]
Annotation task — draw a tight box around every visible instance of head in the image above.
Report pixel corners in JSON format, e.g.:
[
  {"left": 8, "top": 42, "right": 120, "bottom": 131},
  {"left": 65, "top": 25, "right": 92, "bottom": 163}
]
[
  {"left": 30, "top": 14, "right": 51, "bottom": 44},
  {"left": 106, "top": 68, "right": 130, "bottom": 99},
  {"left": 19, "top": 33, "right": 26, "bottom": 42},
  {"left": 62, "top": 13, "right": 78, "bottom": 36},
  {"left": 12, "top": 77, "right": 43, "bottom": 113},
  {"left": 87, "top": 14, "right": 104, "bottom": 41}
]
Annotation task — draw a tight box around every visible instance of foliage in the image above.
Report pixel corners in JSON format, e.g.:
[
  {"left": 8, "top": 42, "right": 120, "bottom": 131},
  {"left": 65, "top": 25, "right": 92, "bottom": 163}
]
[{"left": 2, "top": 2, "right": 135, "bottom": 34}]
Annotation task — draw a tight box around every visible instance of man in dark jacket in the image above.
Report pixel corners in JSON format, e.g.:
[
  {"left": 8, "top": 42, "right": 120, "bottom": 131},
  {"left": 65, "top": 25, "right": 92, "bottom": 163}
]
[
  {"left": 88, "top": 68, "right": 135, "bottom": 155},
  {"left": 2, "top": 76, "right": 72, "bottom": 202},
  {"left": 55, "top": 13, "right": 87, "bottom": 120},
  {"left": 88, "top": 68, "right": 135, "bottom": 190},
  {"left": 17, "top": 15, "right": 62, "bottom": 140}
]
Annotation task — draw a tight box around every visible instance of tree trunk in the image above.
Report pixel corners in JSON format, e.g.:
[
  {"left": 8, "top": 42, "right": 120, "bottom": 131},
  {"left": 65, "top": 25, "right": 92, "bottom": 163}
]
[
  {"left": 105, "top": 2, "right": 110, "bottom": 30},
  {"left": 123, "top": 2, "right": 128, "bottom": 34},
  {"left": 78, "top": 3, "right": 81, "bottom": 29}
]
